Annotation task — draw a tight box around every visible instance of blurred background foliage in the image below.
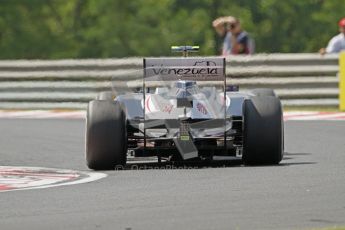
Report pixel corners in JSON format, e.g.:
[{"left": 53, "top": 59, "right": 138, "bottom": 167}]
[{"left": 0, "top": 0, "right": 344, "bottom": 59}]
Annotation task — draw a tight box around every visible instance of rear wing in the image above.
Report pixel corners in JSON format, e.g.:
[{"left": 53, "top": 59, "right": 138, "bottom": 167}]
[{"left": 143, "top": 57, "right": 226, "bottom": 81}]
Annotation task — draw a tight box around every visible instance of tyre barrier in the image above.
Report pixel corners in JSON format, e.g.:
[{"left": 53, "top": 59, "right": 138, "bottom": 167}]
[{"left": 0, "top": 53, "right": 339, "bottom": 109}]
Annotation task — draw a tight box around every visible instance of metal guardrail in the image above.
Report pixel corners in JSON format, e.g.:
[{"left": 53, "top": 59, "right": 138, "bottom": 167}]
[{"left": 0, "top": 54, "right": 339, "bottom": 109}]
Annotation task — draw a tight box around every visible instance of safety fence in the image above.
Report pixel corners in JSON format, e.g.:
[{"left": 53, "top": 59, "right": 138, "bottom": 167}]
[{"left": 0, "top": 53, "right": 339, "bottom": 109}]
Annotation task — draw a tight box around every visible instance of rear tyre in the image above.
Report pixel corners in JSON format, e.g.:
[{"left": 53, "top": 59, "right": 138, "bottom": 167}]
[
  {"left": 242, "top": 96, "right": 283, "bottom": 165},
  {"left": 96, "top": 91, "right": 115, "bottom": 100},
  {"left": 251, "top": 88, "right": 276, "bottom": 97},
  {"left": 86, "top": 100, "right": 127, "bottom": 170}
]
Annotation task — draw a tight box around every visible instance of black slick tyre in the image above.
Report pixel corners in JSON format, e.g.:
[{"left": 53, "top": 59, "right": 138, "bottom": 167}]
[
  {"left": 86, "top": 100, "right": 127, "bottom": 170},
  {"left": 242, "top": 96, "right": 283, "bottom": 165}
]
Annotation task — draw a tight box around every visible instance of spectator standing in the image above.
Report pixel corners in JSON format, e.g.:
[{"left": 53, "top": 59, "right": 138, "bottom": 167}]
[
  {"left": 212, "top": 16, "right": 254, "bottom": 55},
  {"left": 320, "top": 18, "right": 345, "bottom": 54}
]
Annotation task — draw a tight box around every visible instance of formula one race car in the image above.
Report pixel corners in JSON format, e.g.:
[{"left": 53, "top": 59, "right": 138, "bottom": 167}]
[{"left": 86, "top": 46, "right": 284, "bottom": 170}]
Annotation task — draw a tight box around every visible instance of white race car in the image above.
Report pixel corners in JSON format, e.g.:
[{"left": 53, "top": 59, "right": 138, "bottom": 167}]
[{"left": 86, "top": 46, "right": 284, "bottom": 170}]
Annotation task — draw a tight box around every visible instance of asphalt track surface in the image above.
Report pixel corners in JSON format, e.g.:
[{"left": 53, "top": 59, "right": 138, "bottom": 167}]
[{"left": 0, "top": 118, "right": 344, "bottom": 230}]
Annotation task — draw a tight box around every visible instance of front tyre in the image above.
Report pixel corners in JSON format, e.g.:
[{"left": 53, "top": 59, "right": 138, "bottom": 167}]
[
  {"left": 95, "top": 91, "right": 116, "bottom": 100},
  {"left": 250, "top": 88, "right": 276, "bottom": 97}
]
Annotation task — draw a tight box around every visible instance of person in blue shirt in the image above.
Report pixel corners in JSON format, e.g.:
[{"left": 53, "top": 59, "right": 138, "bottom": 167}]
[{"left": 212, "top": 16, "right": 254, "bottom": 55}]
